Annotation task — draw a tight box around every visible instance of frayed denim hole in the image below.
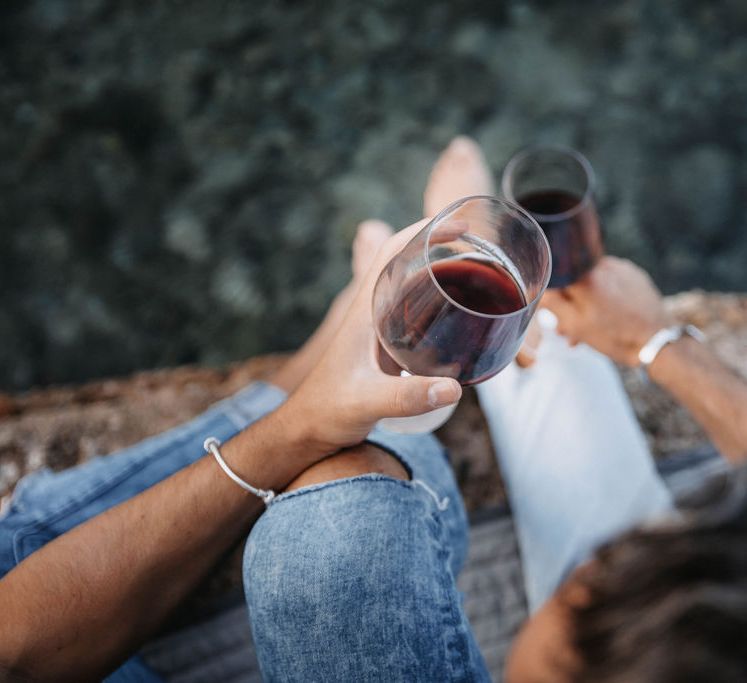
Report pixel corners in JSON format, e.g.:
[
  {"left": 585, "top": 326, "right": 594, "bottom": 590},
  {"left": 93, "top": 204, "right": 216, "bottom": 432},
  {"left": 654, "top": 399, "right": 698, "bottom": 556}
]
[
  {"left": 361, "top": 439, "right": 414, "bottom": 480},
  {"left": 267, "top": 473, "right": 416, "bottom": 506}
]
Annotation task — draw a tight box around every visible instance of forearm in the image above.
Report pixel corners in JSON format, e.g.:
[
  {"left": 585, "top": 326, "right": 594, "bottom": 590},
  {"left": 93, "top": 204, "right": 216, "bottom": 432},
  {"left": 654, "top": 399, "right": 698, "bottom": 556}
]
[
  {"left": 0, "top": 405, "right": 319, "bottom": 682},
  {"left": 649, "top": 337, "right": 747, "bottom": 462}
]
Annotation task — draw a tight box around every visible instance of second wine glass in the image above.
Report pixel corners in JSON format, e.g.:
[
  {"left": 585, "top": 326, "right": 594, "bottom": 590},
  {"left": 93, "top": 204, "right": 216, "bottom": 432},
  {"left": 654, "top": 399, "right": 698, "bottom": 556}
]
[{"left": 502, "top": 145, "right": 603, "bottom": 288}]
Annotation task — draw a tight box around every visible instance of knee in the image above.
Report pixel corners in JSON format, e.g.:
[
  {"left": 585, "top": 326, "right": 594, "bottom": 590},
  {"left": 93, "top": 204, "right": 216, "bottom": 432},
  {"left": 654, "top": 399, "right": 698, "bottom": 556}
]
[
  {"left": 242, "top": 466, "right": 443, "bottom": 678},
  {"left": 283, "top": 442, "right": 410, "bottom": 492},
  {"left": 244, "top": 444, "right": 417, "bottom": 606}
]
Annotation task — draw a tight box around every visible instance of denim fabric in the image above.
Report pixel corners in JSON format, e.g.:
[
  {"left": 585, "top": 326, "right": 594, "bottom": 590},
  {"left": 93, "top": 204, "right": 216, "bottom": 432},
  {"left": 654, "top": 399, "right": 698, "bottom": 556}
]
[
  {"left": 0, "top": 382, "right": 484, "bottom": 682},
  {"left": 243, "top": 425, "right": 489, "bottom": 682},
  {"left": 0, "top": 383, "right": 286, "bottom": 683}
]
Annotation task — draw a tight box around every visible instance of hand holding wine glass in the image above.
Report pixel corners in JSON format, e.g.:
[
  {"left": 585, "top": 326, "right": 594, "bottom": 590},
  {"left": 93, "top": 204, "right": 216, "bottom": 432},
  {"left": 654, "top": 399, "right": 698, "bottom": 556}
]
[
  {"left": 282, "top": 219, "right": 463, "bottom": 454},
  {"left": 370, "top": 196, "right": 551, "bottom": 433},
  {"left": 542, "top": 256, "right": 670, "bottom": 366}
]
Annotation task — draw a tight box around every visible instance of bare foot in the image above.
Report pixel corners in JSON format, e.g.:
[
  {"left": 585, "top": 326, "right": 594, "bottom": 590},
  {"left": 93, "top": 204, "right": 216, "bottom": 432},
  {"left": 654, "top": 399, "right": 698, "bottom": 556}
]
[
  {"left": 270, "top": 219, "right": 394, "bottom": 393},
  {"left": 423, "top": 136, "right": 495, "bottom": 217}
]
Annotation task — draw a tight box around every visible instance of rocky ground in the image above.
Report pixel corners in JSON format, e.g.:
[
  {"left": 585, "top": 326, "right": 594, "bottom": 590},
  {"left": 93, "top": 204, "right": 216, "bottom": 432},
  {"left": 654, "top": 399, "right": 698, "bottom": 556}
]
[{"left": 2, "top": 1, "right": 747, "bottom": 391}]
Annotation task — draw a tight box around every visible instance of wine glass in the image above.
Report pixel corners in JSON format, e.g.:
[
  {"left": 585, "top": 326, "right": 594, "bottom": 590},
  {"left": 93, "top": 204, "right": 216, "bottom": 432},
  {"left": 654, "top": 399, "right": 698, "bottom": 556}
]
[
  {"left": 373, "top": 196, "right": 552, "bottom": 433},
  {"left": 502, "top": 145, "right": 603, "bottom": 288}
]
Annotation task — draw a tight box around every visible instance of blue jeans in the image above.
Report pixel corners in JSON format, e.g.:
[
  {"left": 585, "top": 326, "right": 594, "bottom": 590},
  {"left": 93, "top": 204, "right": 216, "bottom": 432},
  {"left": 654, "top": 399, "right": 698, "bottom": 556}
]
[
  {"left": 0, "top": 382, "right": 487, "bottom": 682},
  {"left": 244, "top": 427, "right": 485, "bottom": 681}
]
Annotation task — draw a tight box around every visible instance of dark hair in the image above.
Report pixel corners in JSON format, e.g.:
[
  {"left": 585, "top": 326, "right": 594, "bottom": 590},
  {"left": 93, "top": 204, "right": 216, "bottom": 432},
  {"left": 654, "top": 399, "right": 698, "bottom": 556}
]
[{"left": 569, "top": 464, "right": 747, "bottom": 683}]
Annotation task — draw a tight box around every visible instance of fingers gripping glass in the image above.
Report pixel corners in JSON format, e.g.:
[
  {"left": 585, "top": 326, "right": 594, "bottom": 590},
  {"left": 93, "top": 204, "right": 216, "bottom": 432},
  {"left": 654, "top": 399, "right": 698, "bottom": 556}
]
[{"left": 373, "top": 196, "right": 552, "bottom": 396}]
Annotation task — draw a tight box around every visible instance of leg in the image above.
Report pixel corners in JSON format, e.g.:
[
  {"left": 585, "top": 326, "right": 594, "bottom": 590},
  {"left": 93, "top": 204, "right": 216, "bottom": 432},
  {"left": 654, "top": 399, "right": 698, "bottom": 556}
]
[
  {"left": 243, "top": 429, "right": 488, "bottom": 682},
  {"left": 422, "top": 135, "right": 538, "bottom": 368},
  {"left": 0, "top": 221, "right": 395, "bottom": 681},
  {"left": 477, "top": 327, "right": 673, "bottom": 611},
  {"left": 423, "top": 136, "right": 495, "bottom": 217}
]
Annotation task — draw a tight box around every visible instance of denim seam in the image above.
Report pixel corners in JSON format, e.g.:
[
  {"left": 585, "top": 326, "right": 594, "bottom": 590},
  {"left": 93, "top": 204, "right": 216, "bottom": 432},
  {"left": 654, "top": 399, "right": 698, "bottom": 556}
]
[
  {"left": 426, "top": 509, "right": 473, "bottom": 681},
  {"left": 11, "top": 527, "right": 54, "bottom": 568},
  {"left": 223, "top": 383, "right": 286, "bottom": 429}
]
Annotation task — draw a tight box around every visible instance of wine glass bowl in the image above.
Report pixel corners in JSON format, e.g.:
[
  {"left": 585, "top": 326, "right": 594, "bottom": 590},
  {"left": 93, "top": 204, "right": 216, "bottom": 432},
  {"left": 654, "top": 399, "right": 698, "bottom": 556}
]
[
  {"left": 502, "top": 145, "right": 603, "bottom": 288},
  {"left": 373, "top": 196, "right": 551, "bottom": 386}
]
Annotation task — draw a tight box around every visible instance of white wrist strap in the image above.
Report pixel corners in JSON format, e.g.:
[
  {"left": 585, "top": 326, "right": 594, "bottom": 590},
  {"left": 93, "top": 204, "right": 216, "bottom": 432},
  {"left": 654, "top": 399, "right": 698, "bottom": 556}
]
[
  {"left": 204, "top": 437, "right": 275, "bottom": 504},
  {"left": 638, "top": 324, "right": 705, "bottom": 370}
]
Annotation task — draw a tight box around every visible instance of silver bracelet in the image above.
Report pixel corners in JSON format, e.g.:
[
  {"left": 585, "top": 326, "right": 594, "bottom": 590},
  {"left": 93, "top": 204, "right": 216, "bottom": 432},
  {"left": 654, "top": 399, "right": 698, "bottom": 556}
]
[
  {"left": 638, "top": 324, "right": 705, "bottom": 374},
  {"left": 203, "top": 437, "right": 275, "bottom": 504}
]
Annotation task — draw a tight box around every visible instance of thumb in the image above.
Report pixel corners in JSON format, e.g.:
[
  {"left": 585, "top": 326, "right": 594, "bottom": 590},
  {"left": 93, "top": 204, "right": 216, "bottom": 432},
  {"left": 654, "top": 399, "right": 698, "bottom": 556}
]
[{"left": 373, "top": 375, "right": 462, "bottom": 419}]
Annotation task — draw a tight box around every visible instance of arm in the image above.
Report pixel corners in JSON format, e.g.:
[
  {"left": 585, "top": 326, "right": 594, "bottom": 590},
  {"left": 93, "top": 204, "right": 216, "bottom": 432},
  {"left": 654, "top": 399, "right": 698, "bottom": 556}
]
[
  {"left": 0, "top": 220, "right": 461, "bottom": 683},
  {"left": 0, "top": 410, "right": 313, "bottom": 682},
  {"left": 647, "top": 335, "right": 747, "bottom": 461},
  {"left": 543, "top": 256, "right": 747, "bottom": 463}
]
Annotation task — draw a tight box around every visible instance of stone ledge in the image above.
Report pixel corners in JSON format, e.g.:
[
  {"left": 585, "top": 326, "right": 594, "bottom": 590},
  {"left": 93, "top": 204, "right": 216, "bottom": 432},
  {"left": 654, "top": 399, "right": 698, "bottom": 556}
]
[{"left": 2, "top": 292, "right": 746, "bottom": 511}]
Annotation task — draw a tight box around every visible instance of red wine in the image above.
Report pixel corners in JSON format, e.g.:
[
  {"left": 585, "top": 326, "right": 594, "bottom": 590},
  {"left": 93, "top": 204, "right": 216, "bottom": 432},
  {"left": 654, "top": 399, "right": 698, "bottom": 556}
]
[
  {"left": 432, "top": 258, "right": 525, "bottom": 315},
  {"left": 517, "top": 189, "right": 603, "bottom": 287},
  {"left": 377, "top": 257, "right": 527, "bottom": 385}
]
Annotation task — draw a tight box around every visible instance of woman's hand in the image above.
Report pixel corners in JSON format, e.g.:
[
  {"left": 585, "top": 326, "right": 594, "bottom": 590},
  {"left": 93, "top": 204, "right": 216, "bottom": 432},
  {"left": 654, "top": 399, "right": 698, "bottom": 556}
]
[
  {"left": 279, "top": 220, "right": 462, "bottom": 455},
  {"left": 542, "top": 256, "right": 670, "bottom": 367}
]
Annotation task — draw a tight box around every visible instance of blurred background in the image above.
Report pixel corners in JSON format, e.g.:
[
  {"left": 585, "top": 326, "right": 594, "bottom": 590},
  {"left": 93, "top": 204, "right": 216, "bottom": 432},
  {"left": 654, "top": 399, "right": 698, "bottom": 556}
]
[{"left": 2, "top": 0, "right": 747, "bottom": 392}]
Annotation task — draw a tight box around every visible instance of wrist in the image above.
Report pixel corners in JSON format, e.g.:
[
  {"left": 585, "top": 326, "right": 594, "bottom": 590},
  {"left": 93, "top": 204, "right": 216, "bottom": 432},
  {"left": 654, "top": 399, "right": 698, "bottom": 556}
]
[
  {"left": 646, "top": 334, "right": 688, "bottom": 383},
  {"left": 272, "top": 397, "right": 335, "bottom": 462},
  {"left": 644, "top": 328, "right": 705, "bottom": 383},
  {"left": 221, "top": 404, "right": 330, "bottom": 495},
  {"left": 625, "top": 314, "right": 674, "bottom": 366}
]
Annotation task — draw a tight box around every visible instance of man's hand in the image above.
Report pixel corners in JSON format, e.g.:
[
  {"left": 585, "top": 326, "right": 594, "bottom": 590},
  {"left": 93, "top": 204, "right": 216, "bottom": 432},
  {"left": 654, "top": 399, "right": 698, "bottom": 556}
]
[
  {"left": 278, "top": 220, "right": 462, "bottom": 455},
  {"left": 543, "top": 255, "right": 747, "bottom": 460},
  {"left": 542, "top": 256, "right": 670, "bottom": 366}
]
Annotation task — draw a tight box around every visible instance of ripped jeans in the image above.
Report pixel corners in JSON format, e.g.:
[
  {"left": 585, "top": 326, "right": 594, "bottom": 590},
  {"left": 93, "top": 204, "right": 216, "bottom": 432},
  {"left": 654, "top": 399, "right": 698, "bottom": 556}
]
[
  {"left": 245, "top": 416, "right": 484, "bottom": 682},
  {"left": 0, "top": 382, "right": 486, "bottom": 681}
]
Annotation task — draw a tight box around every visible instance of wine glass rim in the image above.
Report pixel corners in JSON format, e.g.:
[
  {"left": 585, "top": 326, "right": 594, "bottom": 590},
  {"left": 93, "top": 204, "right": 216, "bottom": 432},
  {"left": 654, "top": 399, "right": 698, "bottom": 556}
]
[
  {"left": 423, "top": 195, "right": 552, "bottom": 319},
  {"left": 501, "top": 144, "right": 596, "bottom": 223}
]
